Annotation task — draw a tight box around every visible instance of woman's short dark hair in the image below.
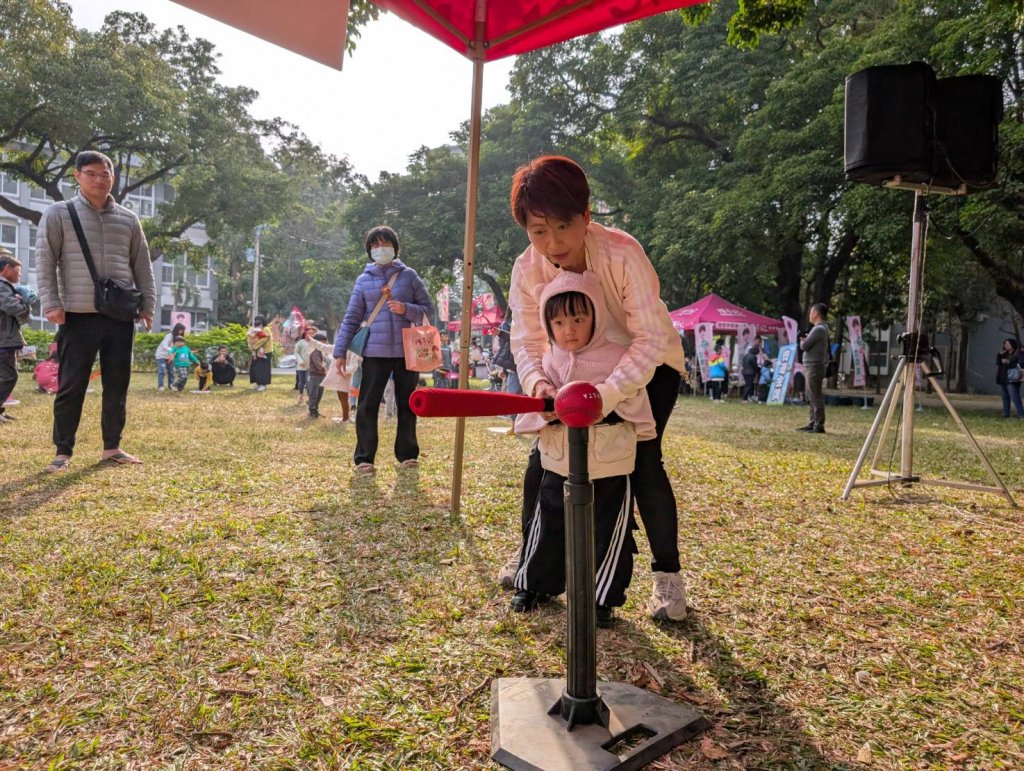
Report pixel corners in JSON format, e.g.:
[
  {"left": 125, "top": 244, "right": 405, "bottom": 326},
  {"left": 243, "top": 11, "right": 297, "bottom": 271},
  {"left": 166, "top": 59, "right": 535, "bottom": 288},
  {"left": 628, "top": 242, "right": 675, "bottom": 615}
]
[
  {"left": 172, "top": 323, "right": 186, "bottom": 337},
  {"left": 510, "top": 156, "right": 590, "bottom": 228},
  {"left": 811, "top": 302, "right": 828, "bottom": 319},
  {"left": 1005, "top": 338, "right": 1019, "bottom": 349},
  {"left": 75, "top": 150, "right": 114, "bottom": 173},
  {"left": 543, "top": 290, "right": 594, "bottom": 339},
  {"left": 253, "top": 315, "right": 266, "bottom": 327},
  {"left": 364, "top": 226, "right": 400, "bottom": 260}
]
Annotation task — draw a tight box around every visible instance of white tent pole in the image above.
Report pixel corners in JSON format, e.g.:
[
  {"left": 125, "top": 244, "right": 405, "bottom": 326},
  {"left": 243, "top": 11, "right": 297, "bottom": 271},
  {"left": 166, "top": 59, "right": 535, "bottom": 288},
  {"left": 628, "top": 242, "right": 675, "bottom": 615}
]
[{"left": 450, "top": 0, "right": 486, "bottom": 518}]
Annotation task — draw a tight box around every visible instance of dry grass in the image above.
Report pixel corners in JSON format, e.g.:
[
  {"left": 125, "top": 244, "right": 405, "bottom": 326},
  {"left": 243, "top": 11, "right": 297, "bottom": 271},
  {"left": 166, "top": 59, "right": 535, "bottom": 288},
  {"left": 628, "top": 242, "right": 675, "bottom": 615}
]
[{"left": 1, "top": 377, "right": 1022, "bottom": 769}]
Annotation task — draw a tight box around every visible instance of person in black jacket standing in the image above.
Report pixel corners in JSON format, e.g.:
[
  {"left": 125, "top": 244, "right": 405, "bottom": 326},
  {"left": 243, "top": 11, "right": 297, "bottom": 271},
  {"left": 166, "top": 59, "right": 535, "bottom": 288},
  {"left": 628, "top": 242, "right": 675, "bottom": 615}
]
[
  {"left": 741, "top": 335, "right": 762, "bottom": 403},
  {"left": 0, "top": 249, "right": 31, "bottom": 423},
  {"left": 797, "top": 304, "right": 829, "bottom": 433}
]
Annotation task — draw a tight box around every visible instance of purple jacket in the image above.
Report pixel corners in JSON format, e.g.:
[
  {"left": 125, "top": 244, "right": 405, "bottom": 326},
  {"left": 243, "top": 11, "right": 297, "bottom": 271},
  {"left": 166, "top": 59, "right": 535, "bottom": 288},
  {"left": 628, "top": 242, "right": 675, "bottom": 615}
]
[{"left": 334, "top": 260, "right": 433, "bottom": 359}]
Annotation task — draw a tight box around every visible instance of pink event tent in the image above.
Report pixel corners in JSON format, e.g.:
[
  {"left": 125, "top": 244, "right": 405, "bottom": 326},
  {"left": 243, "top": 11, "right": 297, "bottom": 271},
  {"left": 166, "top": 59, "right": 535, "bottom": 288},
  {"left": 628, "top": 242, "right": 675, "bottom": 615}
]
[{"left": 670, "top": 293, "right": 782, "bottom": 335}]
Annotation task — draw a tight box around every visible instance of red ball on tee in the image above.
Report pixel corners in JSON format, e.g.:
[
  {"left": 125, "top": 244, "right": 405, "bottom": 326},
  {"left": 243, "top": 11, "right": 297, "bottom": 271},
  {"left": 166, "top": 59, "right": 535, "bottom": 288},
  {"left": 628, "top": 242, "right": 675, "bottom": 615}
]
[{"left": 554, "top": 381, "right": 603, "bottom": 428}]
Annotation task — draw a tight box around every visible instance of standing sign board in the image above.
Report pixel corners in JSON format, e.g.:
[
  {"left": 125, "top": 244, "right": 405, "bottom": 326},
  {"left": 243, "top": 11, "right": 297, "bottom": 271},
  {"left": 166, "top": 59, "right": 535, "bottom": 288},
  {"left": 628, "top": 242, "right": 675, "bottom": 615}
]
[{"left": 767, "top": 344, "right": 798, "bottom": 404}]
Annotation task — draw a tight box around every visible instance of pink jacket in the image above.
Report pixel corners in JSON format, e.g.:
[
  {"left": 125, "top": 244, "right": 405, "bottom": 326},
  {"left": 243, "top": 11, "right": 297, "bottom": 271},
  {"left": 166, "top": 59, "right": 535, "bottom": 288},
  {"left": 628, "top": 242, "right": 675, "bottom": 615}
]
[
  {"left": 509, "top": 221, "right": 685, "bottom": 414},
  {"left": 515, "top": 270, "right": 655, "bottom": 479}
]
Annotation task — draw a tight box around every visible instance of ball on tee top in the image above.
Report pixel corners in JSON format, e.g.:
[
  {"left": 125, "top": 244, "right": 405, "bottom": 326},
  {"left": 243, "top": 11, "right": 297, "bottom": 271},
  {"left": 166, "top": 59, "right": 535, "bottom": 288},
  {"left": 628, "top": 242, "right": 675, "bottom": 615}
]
[{"left": 554, "top": 381, "right": 603, "bottom": 428}]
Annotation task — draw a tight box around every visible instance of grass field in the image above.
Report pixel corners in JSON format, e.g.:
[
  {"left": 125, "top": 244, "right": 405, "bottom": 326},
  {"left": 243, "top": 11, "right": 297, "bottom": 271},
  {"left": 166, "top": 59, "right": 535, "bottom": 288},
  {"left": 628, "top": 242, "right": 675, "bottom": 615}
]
[{"left": 1, "top": 377, "right": 1023, "bottom": 769}]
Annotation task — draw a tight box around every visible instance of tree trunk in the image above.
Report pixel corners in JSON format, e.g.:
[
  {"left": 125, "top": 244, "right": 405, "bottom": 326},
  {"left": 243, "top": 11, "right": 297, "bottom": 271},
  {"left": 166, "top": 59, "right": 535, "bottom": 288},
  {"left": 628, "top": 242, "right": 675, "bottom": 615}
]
[
  {"left": 959, "top": 231, "right": 1024, "bottom": 321},
  {"left": 776, "top": 243, "right": 803, "bottom": 321}
]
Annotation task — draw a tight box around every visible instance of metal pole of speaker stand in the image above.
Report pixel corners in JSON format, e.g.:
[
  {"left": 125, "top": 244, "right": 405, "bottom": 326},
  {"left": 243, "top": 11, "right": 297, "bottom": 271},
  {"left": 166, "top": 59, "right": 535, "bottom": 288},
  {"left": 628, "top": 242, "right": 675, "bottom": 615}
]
[
  {"left": 900, "top": 191, "right": 926, "bottom": 482},
  {"left": 843, "top": 189, "right": 1015, "bottom": 504},
  {"left": 558, "top": 425, "right": 607, "bottom": 730}
]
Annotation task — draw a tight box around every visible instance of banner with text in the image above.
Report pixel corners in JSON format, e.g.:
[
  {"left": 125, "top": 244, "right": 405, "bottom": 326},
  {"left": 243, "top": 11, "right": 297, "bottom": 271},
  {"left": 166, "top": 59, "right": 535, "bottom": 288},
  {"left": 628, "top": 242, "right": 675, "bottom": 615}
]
[
  {"left": 845, "top": 316, "right": 867, "bottom": 387},
  {"left": 767, "top": 343, "right": 798, "bottom": 404}
]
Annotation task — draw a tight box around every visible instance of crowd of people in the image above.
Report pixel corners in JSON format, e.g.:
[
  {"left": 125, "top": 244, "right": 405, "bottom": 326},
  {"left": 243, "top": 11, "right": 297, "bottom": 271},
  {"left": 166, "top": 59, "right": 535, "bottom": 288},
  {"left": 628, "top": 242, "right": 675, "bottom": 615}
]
[{"left": 6, "top": 149, "right": 1024, "bottom": 633}]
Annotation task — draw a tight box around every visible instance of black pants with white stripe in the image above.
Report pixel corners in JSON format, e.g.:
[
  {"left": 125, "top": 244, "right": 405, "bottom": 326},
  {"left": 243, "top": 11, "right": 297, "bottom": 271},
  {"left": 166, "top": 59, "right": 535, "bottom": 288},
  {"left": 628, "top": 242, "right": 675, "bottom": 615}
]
[{"left": 514, "top": 471, "right": 636, "bottom": 608}]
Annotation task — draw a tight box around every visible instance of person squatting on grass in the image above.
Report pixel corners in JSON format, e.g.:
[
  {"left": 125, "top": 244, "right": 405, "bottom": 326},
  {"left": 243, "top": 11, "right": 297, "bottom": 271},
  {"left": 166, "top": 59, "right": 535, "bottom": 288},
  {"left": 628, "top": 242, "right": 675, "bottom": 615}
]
[
  {"left": 506, "top": 155, "right": 688, "bottom": 621},
  {"left": 510, "top": 270, "right": 655, "bottom": 628},
  {"left": 168, "top": 336, "right": 200, "bottom": 392},
  {"left": 0, "top": 248, "right": 31, "bottom": 423},
  {"left": 35, "top": 150, "right": 157, "bottom": 471}
]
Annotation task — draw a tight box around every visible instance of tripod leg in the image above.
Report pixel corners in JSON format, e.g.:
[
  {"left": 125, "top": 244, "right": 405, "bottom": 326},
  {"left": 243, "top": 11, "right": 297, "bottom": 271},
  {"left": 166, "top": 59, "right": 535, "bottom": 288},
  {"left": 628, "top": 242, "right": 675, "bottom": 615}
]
[
  {"left": 922, "top": 369, "right": 1017, "bottom": 506},
  {"left": 843, "top": 357, "right": 909, "bottom": 500},
  {"left": 869, "top": 359, "right": 908, "bottom": 473}
]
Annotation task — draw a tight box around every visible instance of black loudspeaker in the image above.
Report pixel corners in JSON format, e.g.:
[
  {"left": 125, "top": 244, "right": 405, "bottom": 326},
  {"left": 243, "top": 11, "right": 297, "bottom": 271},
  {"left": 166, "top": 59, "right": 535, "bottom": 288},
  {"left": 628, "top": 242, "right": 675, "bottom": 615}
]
[
  {"left": 933, "top": 75, "right": 1003, "bottom": 189},
  {"left": 844, "top": 62, "right": 936, "bottom": 186},
  {"left": 845, "top": 62, "right": 1003, "bottom": 191}
]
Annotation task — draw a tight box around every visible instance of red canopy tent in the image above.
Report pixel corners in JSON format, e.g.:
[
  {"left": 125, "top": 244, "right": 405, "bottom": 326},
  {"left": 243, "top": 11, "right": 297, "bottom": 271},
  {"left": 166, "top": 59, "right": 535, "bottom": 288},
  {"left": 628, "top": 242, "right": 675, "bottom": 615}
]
[
  {"left": 670, "top": 293, "right": 782, "bottom": 336},
  {"left": 446, "top": 304, "right": 503, "bottom": 333},
  {"left": 172, "top": 0, "right": 710, "bottom": 515}
]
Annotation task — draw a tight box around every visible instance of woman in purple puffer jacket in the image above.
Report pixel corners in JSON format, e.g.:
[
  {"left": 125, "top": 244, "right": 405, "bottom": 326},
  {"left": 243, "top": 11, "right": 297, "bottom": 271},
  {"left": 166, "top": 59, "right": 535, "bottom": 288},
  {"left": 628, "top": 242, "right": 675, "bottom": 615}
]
[{"left": 333, "top": 226, "right": 433, "bottom": 474}]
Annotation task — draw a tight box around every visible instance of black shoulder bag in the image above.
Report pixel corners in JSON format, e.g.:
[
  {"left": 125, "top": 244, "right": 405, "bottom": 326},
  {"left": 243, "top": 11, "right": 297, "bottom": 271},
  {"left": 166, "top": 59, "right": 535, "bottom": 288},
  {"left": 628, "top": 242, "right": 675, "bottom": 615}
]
[{"left": 66, "top": 201, "right": 144, "bottom": 323}]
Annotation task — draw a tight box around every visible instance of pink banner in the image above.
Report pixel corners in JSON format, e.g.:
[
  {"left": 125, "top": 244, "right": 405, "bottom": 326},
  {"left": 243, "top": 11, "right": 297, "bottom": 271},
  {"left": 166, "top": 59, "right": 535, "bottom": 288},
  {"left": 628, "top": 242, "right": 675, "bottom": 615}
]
[
  {"left": 695, "top": 322, "right": 714, "bottom": 382},
  {"left": 436, "top": 285, "right": 450, "bottom": 323},
  {"left": 781, "top": 316, "right": 799, "bottom": 346},
  {"left": 845, "top": 316, "right": 867, "bottom": 388},
  {"left": 737, "top": 323, "right": 757, "bottom": 354}
]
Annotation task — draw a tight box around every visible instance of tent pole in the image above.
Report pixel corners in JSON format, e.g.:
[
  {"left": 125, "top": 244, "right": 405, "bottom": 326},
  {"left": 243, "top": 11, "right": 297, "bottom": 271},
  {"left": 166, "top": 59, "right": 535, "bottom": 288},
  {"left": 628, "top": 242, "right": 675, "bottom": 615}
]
[{"left": 450, "top": 2, "right": 486, "bottom": 518}]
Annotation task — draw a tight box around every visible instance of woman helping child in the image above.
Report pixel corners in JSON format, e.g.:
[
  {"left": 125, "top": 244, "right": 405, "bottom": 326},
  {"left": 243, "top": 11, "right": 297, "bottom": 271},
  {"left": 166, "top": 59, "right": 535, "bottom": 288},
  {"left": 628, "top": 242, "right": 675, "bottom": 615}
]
[{"left": 510, "top": 270, "right": 655, "bottom": 627}]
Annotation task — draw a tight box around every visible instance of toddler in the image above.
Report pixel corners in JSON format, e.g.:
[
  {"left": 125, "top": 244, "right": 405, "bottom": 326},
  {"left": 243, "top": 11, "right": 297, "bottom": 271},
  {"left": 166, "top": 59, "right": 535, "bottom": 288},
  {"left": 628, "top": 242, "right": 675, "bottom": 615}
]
[{"left": 511, "top": 270, "right": 654, "bottom": 627}]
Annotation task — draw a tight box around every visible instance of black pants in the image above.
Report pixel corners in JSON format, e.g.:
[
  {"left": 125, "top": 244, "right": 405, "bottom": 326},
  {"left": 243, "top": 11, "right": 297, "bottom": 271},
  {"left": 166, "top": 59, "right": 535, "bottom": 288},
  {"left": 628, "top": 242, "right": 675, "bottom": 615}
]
[
  {"left": 296, "top": 369, "right": 308, "bottom": 393},
  {"left": 212, "top": 362, "right": 235, "bottom": 385},
  {"left": 515, "top": 472, "right": 635, "bottom": 607},
  {"left": 742, "top": 372, "right": 757, "bottom": 400},
  {"left": 53, "top": 312, "right": 135, "bottom": 457},
  {"left": 522, "top": 364, "right": 682, "bottom": 574},
  {"left": 249, "top": 356, "right": 271, "bottom": 386},
  {"left": 307, "top": 373, "right": 324, "bottom": 416},
  {"left": 0, "top": 349, "right": 18, "bottom": 412},
  {"left": 354, "top": 357, "right": 419, "bottom": 465}
]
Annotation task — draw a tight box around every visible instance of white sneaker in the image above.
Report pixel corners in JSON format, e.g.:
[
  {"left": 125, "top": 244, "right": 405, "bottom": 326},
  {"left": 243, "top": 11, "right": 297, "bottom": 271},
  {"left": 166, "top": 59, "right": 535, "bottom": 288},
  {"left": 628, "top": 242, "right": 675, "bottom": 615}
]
[
  {"left": 649, "top": 571, "right": 687, "bottom": 621},
  {"left": 497, "top": 551, "right": 520, "bottom": 589},
  {"left": 157, "top": 386, "right": 165, "bottom": 392},
  {"left": 255, "top": 385, "right": 266, "bottom": 392}
]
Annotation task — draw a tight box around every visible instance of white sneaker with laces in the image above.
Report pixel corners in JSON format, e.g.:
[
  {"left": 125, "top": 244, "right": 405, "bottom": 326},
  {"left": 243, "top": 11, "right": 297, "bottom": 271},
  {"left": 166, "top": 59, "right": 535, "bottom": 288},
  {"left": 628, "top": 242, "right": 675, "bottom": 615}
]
[
  {"left": 497, "top": 551, "right": 520, "bottom": 589},
  {"left": 649, "top": 571, "right": 687, "bottom": 621}
]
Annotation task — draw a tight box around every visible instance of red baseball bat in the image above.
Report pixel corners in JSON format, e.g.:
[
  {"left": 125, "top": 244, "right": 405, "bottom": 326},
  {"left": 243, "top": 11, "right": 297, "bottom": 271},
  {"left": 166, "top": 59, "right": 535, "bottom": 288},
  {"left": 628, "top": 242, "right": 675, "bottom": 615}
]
[{"left": 409, "top": 388, "right": 553, "bottom": 418}]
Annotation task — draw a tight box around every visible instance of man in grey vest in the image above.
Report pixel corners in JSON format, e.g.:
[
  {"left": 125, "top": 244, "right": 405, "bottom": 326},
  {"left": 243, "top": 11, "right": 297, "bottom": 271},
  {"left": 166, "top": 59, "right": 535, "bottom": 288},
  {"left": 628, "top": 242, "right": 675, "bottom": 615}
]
[
  {"left": 797, "top": 303, "right": 829, "bottom": 434},
  {"left": 36, "top": 150, "right": 156, "bottom": 472}
]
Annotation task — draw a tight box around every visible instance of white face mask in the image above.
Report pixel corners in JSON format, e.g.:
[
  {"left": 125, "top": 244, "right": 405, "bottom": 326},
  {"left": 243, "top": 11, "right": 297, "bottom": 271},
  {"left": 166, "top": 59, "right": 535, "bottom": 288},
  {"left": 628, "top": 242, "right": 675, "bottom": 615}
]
[{"left": 371, "top": 246, "right": 395, "bottom": 265}]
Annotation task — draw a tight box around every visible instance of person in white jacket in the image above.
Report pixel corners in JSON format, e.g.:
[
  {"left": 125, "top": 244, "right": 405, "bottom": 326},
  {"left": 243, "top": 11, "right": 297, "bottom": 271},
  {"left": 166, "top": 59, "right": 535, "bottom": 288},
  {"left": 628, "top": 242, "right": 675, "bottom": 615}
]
[
  {"left": 505, "top": 155, "right": 688, "bottom": 621},
  {"left": 510, "top": 270, "right": 653, "bottom": 627},
  {"left": 154, "top": 323, "right": 186, "bottom": 391}
]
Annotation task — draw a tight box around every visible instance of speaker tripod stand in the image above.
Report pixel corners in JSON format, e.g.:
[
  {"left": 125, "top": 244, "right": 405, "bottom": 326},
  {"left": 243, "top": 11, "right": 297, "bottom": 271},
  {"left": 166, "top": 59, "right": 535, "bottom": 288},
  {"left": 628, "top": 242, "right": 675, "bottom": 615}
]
[{"left": 841, "top": 190, "right": 1016, "bottom": 506}]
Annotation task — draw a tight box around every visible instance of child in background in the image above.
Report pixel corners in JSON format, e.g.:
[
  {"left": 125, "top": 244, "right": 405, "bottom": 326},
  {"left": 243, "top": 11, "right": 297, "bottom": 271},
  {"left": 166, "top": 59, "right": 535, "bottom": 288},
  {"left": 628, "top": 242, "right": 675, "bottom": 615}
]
[
  {"left": 196, "top": 361, "right": 212, "bottom": 392},
  {"left": 306, "top": 332, "right": 328, "bottom": 418},
  {"left": 511, "top": 270, "right": 654, "bottom": 628},
  {"left": 294, "top": 327, "right": 312, "bottom": 405},
  {"left": 169, "top": 336, "right": 200, "bottom": 392}
]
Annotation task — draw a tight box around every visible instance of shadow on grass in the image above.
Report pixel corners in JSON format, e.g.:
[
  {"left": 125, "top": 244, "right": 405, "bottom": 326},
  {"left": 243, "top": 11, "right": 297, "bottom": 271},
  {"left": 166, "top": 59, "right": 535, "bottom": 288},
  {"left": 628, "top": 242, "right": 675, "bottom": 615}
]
[
  {"left": 0, "top": 463, "right": 106, "bottom": 523},
  {"left": 612, "top": 609, "right": 848, "bottom": 769}
]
